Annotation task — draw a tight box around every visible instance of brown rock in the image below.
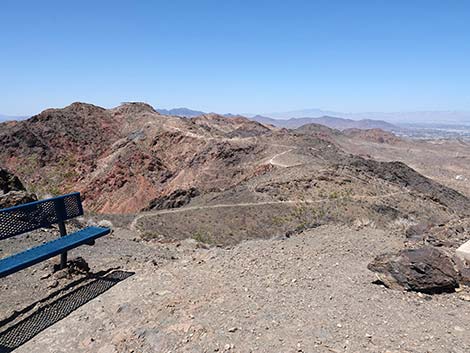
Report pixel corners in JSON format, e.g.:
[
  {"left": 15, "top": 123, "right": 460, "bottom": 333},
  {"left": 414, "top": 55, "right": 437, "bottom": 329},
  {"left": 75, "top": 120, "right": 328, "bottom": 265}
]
[
  {"left": 368, "top": 246, "right": 459, "bottom": 293},
  {"left": 0, "top": 168, "right": 37, "bottom": 208}
]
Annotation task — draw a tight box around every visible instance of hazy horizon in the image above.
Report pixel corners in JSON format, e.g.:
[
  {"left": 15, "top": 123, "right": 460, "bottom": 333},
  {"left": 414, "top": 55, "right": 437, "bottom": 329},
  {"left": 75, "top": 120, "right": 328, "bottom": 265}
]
[
  {"left": 2, "top": 1, "right": 470, "bottom": 118},
  {"left": 2, "top": 103, "right": 470, "bottom": 125}
]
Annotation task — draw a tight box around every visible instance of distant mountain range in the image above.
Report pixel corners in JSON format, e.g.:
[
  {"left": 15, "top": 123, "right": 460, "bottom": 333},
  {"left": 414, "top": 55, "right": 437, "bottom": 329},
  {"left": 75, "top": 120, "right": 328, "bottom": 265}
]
[
  {"left": 156, "top": 108, "right": 205, "bottom": 117},
  {"left": 4, "top": 105, "right": 470, "bottom": 126},
  {"left": 0, "top": 114, "right": 28, "bottom": 122},
  {"left": 265, "top": 109, "right": 470, "bottom": 124},
  {"left": 153, "top": 107, "right": 400, "bottom": 131},
  {"left": 154, "top": 106, "right": 470, "bottom": 125},
  {"left": 251, "top": 115, "right": 398, "bottom": 131}
]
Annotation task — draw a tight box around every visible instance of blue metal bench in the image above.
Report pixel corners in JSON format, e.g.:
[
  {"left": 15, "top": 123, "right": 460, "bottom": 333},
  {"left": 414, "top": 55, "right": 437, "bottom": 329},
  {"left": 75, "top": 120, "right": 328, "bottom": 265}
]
[{"left": 0, "top": 192, "right": 110, "bottom": 278}]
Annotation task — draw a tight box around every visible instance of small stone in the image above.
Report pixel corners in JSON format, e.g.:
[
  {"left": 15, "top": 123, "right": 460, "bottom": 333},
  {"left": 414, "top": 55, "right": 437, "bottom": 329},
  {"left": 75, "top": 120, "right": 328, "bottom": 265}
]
[
  {"left": 459, "top": 295, "right": 470, "bottom": 302},
  {"left": 228, "top": 327, "right": 238, "bottom": 333},
  {"left": 48, "top": 280, "right": 58, "bottom": 288},
  {"left": 223, "top": 343, "right": 234, "bottom": 351},
  {"left": 97, "top": 219, "right": 113, "bottom": 228},
  {"left": 40, "top": 273, "right": 51, "bottom": 280}
]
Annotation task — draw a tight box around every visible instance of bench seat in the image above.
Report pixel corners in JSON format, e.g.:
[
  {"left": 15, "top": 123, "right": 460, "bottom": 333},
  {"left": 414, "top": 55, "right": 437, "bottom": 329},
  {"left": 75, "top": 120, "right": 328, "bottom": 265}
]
[{"left": 0, "top": 226, "right": 110, "bottom": 278}]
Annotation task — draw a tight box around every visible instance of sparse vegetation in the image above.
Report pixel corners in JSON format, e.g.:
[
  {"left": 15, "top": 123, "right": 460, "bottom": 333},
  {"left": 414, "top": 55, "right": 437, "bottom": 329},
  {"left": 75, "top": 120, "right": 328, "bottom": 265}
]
[{"left": 192, "top": 230, "right": 214, "bottom": 244}]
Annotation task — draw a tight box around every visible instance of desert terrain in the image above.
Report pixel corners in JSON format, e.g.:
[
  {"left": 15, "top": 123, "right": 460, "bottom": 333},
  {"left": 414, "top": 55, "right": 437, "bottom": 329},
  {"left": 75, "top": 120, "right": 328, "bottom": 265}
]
[{"left": 0, "top": 103, "right": 469, "bottom": 353}]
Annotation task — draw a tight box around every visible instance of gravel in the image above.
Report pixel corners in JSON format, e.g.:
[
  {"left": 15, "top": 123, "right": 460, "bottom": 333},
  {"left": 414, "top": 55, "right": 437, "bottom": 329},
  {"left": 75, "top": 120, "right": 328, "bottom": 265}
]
[{"left": 4, "top": 225, "right": 470, "bottom": 353}]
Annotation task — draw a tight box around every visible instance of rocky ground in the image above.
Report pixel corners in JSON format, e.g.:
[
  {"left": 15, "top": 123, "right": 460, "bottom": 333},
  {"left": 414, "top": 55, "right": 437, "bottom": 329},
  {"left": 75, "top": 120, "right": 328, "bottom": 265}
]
[{"left": 2, "top": 224, "right": 470, "bottom": 353}]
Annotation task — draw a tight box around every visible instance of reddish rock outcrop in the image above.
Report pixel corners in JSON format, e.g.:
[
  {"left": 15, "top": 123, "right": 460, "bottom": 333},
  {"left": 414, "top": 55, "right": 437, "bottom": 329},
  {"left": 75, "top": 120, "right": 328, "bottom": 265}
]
[{"left": 0, "top": 103, "right": 276, "bottom": 213}]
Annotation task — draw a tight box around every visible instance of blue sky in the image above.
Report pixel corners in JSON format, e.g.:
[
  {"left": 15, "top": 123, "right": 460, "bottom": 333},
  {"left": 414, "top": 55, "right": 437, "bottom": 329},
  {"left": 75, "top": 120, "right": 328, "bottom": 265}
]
[{"left": 1, "top": 0, "right": 469, "bottom": 115}]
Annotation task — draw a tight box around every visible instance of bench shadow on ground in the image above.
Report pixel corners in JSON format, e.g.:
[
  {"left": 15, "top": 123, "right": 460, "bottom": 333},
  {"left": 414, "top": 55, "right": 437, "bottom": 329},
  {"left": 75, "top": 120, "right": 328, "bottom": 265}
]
[{"left": 0, "top": 269, "right": 134, "bottom": 353}]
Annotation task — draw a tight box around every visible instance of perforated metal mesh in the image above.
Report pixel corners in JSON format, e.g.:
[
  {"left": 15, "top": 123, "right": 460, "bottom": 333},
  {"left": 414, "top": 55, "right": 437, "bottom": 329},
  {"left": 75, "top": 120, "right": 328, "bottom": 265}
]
[
  {"left": 0, "top": 270, "right": 133, "bottom": 352},
  {"left": 0, "top": 193, "right": 83, "bottom": 240}
]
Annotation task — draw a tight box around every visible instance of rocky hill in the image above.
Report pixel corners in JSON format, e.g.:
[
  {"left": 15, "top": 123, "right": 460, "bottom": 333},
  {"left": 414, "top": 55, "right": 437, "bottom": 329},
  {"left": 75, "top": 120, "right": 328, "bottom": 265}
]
[
  {"left": 0, "top": 103, "right": 279, "bottom": 213},
  {"left": 0, "top": 102, "right": 468, "bottom": 240},
  {"left": 342, "top": 128, "right": 403, "bottom": 144}
]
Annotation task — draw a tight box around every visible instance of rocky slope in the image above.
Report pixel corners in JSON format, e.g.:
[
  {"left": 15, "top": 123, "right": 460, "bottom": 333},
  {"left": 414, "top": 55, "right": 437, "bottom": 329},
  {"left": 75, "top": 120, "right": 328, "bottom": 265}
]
[
  {"left": 0, "top": 103, "right": 278, "bottom": 213},
  {"left": 334, "top": 128, "right": 470, "bottom": 199},
  {"left": 0, "top": 103, "right": 468, "bottom": 238}
]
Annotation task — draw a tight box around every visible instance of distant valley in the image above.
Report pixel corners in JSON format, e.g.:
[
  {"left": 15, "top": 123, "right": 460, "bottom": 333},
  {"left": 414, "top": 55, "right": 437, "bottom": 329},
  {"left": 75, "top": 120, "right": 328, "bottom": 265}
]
[{"left": 265, "top": 108, "right": 470, "bottom": 125}]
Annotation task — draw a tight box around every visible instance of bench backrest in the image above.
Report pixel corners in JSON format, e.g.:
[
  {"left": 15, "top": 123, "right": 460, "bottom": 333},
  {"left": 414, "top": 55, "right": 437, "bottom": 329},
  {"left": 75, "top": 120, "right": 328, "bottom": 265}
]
[{"left": 0, "top": 192, "right": 84, "bottom": 240}]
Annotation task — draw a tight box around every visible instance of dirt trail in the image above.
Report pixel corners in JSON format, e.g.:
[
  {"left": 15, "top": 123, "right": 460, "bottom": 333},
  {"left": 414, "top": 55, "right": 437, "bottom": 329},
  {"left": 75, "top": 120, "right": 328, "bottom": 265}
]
[
  {"left": 268, "top": 148, "right": 296, "bottom": 167},
  {"left": 130, "top": 191, "right": 407, "bottom": 231}
]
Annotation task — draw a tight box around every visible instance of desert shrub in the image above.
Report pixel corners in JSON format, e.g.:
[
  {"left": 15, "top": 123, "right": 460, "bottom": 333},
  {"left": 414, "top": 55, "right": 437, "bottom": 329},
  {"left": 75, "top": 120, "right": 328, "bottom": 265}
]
[{"left": 192, "top": 230, "right": 213, "bottom": 244}]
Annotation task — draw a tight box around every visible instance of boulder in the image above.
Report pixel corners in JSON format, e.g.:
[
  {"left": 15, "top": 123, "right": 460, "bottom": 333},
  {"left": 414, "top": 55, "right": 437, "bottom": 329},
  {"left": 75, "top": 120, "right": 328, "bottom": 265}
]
[
  {"left": 0, "top": 168, "right": 25, "bottom": 194},
  {"left": 0, "top": 168, "right": 37, "bottom": 208},
  {"left": 368, "top": 246, "right": 459, "bottom": 293}
]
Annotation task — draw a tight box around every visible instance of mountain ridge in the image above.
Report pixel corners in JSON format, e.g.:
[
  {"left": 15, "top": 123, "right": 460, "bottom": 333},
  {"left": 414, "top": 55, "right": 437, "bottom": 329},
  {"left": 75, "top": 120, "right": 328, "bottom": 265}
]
[
  {"left": 251, "top": 115, "right": 398, "bottom": 131},
  {"left": 0, "top": 102, "right": 468, "bottom": 226},
  {"left": 267, "top": 108, "right": 470, "bottom": 124},
  {"left": 156, "top": 107, "right": 205, "bottom": 117}
]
